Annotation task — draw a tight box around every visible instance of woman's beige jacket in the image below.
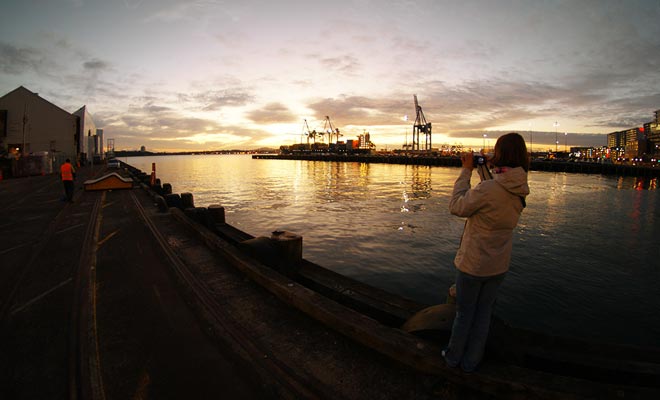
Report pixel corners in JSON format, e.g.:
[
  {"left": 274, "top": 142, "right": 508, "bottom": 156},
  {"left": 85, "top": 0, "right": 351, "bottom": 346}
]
[{"left": 449, "top": 166, "right": 530, "bottom": 277}]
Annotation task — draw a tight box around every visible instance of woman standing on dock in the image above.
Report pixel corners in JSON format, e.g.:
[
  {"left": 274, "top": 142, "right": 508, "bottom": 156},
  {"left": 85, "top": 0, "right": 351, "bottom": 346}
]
[{"left": 443, "top": 132, "right": 530, "bottom": 372}]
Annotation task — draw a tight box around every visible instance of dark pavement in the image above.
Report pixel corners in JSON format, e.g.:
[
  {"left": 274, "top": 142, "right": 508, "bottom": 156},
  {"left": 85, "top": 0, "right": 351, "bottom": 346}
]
[{"left": 0, "top": 166, "right": 271, "bottom": 399}]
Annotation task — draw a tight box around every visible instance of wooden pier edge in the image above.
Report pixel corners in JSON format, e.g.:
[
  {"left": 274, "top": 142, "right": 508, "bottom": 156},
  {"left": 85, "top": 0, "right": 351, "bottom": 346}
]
[{"left": 166, "top": 207, "right": 647, "bottom": 400}]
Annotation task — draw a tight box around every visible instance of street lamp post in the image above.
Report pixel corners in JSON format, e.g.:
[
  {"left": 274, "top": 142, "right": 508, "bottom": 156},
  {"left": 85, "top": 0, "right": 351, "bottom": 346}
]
[
  {"left": 403, "top": 115, "right": 409, "bottom": 156},
  {"left": 554, "top": 121, "right": 560, "bottom": 153},
  {"left": 564, "top": 132, "right": 568, "bottom": 152},
  {"left": 483, "top": 133, "right": 487, "bottom": 151}
]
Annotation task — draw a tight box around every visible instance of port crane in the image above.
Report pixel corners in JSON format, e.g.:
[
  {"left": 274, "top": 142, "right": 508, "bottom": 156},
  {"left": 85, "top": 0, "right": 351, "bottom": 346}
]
[
  {"left": 302, "top": 119, "right": 316, "bottom": 144},
  {"left": 323, "top": 115, "right": 341, "bottom": 144},
  {"left": 412, "top": 95, "right": 432, "bottom": 151}
]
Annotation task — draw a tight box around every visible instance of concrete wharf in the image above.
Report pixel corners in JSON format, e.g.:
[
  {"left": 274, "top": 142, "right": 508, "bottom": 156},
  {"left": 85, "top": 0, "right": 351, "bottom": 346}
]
[{"left": 0, "top": 165, "right": 451, "bottom": 400}]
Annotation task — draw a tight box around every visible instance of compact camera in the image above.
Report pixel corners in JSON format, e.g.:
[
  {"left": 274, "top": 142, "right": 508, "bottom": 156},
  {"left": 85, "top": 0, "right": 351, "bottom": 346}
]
[{"left": 473, "top": 154, "right": 486, "bottom": 166}]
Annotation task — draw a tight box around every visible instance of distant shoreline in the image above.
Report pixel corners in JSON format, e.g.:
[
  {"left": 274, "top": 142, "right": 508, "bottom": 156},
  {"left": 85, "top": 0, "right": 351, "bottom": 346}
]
[
  {"left": 114, "top": 149, "right": 276, "bottom": 157},
  {"left": 252, "top": 153, "right": 660, "bottom": 178},
  {"left": 112, "top": 150, "right": 660, "bottom": 178}
]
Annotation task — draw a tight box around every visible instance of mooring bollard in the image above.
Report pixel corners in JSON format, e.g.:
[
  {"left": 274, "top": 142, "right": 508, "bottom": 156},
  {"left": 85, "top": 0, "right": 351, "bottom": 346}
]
[
  {"left": 208, "top": 204, "right": 226, "bottom": 224},
  {"left": 164, "top": 193, "right": 181, "bottom": 209},
  {"left": 270, "top": 230, "right": 303, "bottom": 276},
  {"left": 150, "top": 162, "right": 157, "bottom": 186},
  {"left": 181, "top": 192, "right": 195, "bottom": 209},
  {"left": 154, "top": 195, "right": 168, "bottom": 212}
]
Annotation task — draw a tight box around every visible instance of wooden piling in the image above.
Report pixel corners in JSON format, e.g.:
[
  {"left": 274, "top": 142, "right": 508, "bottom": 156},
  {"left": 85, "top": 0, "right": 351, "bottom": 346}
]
[
  {"left": 181, "top": 192, "right": 195, "bottom": 209},
  {"left": 270, "top": 230, "right": 303, "bottom": 276},
  {"left": 208, "top": 204, "right": 226, "bottom": 224},
  {"left": 162, "top": 183, "right": 172, "bottom": 195}
]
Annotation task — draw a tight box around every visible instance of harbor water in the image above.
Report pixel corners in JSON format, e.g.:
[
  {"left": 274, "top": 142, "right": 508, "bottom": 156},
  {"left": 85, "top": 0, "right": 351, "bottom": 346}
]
[{"left": 127, "top": 154, "right": 659, "bottom": 347}]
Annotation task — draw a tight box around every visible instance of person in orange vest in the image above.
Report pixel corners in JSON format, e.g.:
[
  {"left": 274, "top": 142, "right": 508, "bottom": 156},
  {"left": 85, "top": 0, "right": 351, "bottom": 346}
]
[{"left": 60, "top": 158, "right": 76, "bottom": 202}]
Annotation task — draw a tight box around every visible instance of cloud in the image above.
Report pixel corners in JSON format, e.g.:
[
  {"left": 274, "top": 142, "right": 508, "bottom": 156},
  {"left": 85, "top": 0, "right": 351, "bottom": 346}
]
[
  {"left": 0, "top": 42, "right": 44, "bottom": 75},
  {"left": 83, "top": 59, "right": 110, "bottom": 71},
  {"left": 142, "top": 0, "right": 229, "bottom": 25},
  {"left": 180, "top": 88, "right": 255, "bottom": 111},
  {"left": 141, "top": 101, "right": 171, "bottom": 114},
  {"left": 307, "top": 96, "right": 408, "bottom": 126},
  {"left": 303, "top": 81, "right": 548, "bottom": 134},
  {"left": 122, "top": 0, "right": 144, "bottom": 9},
  {"left": 3, "top": 0, "right": 658, "bottom": 153},
  {"left": 246, "top": 102, "right": 296, "bottom": 124},
  {"left": 318, "top": 54, "right": 362, "bottom": 75},
  {"left": 143, "top": 2, "right": 202, "bottom": 23},
  {"left": 586, "top": 93, "right": 660, "bottom": 129}
]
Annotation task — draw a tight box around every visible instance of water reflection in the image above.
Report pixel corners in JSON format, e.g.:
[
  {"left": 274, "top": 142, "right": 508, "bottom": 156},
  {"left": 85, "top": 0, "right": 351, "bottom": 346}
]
[
  {"left": 634, "top": 177, "right": 657, "bottom": 190},
  {"left": 617, "top": 176, "right": 657, "bottom": 190},
  {"left": 401, "top": 165, "right": 433, "bottom": 214},
  {"left": 410, "top": 166, "right": 433, "bottom": 200},
  {"left": 126, "top": 155, "right": 660, "bottom": 347},
  {"left": 528, "top": 172, "right": 570, "bottom": 232},
  {"left": 305, "top": 161, "right": 374, "bottom": 206}
]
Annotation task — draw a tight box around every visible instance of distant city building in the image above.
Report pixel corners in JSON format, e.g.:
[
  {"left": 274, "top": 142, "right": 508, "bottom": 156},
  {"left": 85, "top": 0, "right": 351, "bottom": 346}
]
[
  {"left": 607, "top": 130, "right": 625, "bottom": 150},
  {"left": 141, "top": 145, "right": 146, "bottom": 152},
  {"left": 624, "top": 128, "right": 643, "bottom": 158},
  {"left": 647, "top": 110, "right": 660, "bottom": 155},
  {"left": 96, "top": 129, "right": 104, "bottom": 157},
  {"left": 107, "top": 138, "right": 115, "bottom": 158},
  {"left": 358, "top": 131, "right": 375, "bottom": 150},
  {"left": 607, "top": 109, "right": 660, "bottom": 159},
  {"left": 570, "top": 146, "right": 609, "bottom": 160},
  {"left": 73, "top": 105, "right": 104, "bottom": 162}
]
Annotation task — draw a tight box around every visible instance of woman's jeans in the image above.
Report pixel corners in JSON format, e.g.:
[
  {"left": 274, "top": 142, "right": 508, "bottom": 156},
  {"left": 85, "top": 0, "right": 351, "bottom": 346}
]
[{"left": 444, "top": 270, "right": 506, "bottom": 372}]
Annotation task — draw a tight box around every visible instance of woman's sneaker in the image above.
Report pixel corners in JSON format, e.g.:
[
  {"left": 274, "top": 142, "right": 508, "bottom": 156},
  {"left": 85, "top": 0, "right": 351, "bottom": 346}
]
[{"left": 442, "top": 348, "right": 458, "bottom": 368}]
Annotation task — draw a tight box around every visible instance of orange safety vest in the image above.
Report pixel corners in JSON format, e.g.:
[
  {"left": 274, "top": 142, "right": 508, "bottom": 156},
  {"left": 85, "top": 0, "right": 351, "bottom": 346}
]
[{"left": 60, "top": 162, "right": 75, "bottom": 181}]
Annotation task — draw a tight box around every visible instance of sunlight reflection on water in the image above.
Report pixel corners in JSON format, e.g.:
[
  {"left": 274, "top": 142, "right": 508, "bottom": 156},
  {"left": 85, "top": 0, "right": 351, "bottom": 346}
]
[{"left": 128, "top": 154, "right": 659, "bottom": 346}]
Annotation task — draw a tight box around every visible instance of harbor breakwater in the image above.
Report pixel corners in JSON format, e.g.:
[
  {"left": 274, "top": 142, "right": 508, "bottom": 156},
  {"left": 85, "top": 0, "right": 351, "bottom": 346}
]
[{"left": 253, "top": 154, "right": 660, "bottom": 177}]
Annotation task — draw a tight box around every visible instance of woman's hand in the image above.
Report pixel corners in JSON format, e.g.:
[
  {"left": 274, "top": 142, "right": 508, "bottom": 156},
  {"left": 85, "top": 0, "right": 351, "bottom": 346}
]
[{"left": 461, "top": 152, "right": 475, "bottom": 170}]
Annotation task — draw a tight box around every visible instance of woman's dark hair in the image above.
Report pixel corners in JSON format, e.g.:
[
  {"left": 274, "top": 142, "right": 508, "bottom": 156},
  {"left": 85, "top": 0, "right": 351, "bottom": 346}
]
[{"left": 490, "top": 132, "right": 529, "bottom": 172}]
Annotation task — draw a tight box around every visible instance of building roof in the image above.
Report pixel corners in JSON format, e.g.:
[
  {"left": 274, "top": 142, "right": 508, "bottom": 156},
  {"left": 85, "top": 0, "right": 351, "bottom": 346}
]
[{"left": 0, "top": 86, "right": 77, "bottom": 119}]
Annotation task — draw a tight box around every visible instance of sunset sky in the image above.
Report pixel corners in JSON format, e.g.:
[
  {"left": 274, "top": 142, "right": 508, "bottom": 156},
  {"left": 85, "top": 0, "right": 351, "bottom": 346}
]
[{"left": 1, "top": 0, "right": 659, "bottom": 152}]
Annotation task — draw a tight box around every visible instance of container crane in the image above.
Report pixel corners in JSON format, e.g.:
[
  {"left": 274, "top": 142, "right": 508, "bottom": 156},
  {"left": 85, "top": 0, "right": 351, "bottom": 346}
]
[
  {"left": 412, "top": 95, "right": 432, "bottom": 151},
  {"left": 301, "top": 119, "right": 319, "bottom": 144},
  {"left": 302, "top": 119, "right": 314, "bottom": 144},
  {"left": 323, "top": 115, "right": 341, "bottom": 144}
]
